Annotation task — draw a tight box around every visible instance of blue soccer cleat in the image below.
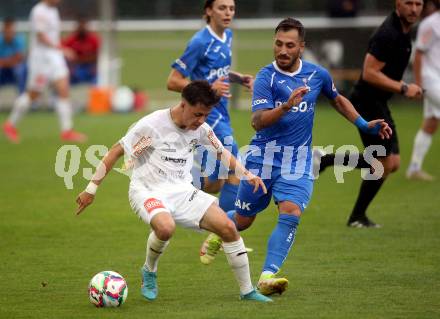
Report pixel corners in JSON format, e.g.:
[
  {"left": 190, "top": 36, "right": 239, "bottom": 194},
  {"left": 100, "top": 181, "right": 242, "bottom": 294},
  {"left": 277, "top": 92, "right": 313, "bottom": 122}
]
[
  {"left": 240, "top": 289, "right": 273, "bottom": 302},
  {"left": 141, "top": 267, "right": 158, "bottom": 300}
]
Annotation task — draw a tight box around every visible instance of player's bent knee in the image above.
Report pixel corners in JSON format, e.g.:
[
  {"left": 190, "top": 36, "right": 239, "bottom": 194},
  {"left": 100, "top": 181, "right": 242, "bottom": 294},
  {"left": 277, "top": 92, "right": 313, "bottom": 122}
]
[
  {"left": 150, "top": 213, "right": 175, "bottom": 241},
  {"left": 218, "top": 219, "right": 239, "bottom": 242}
]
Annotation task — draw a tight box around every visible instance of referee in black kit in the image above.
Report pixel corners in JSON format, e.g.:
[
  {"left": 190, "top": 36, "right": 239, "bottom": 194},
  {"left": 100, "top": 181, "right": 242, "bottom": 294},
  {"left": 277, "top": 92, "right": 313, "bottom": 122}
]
[{"left": 319, "top": 0, "right": 424, "bottom": 227}]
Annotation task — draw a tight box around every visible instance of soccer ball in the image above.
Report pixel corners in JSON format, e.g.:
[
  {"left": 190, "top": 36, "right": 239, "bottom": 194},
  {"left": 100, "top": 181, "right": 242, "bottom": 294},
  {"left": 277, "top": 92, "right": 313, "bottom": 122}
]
[
  {"left": 88, "top": 271, "right": 128, "bottom": 307},
  {"left": 112, "top": 86, "right": 134, "bottom": 112}
]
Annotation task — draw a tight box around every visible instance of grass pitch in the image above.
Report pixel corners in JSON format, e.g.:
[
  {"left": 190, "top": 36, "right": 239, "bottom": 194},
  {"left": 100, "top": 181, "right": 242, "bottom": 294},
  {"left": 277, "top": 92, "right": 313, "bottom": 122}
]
[{"left": 1, "top": 103, "right": 439, "bottom": 319}]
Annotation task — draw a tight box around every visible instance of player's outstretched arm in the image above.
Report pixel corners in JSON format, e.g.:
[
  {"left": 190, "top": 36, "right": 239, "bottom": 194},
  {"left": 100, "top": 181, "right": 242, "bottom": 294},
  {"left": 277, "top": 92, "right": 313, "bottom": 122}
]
[
  {"left": 76, "top": 143, "right": 125, "bottom": 215},
  {"left": 229, "top": 71, "right": 254, "bottom": 90},
  {"left": 167, "top": 69, "right": 191, "bottom": 93},
  {"left": 251, "top": 86, "right": 309, "bottom": 131},
  {"left": 218, "top": 148, "right": 267, "bottom": 194},
  {"left": 330, "top": 94, "right": 392, "bottom": 140}
]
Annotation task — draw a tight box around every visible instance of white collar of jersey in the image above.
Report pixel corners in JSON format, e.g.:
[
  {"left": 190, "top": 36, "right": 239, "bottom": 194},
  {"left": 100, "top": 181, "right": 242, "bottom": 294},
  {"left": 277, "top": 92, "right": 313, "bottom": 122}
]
[
  {"left": 206, "top": 25, "right": 227, "bottom": 43},
  {"left": 272, "top": 59, "right": 303, "bottom": 77}
]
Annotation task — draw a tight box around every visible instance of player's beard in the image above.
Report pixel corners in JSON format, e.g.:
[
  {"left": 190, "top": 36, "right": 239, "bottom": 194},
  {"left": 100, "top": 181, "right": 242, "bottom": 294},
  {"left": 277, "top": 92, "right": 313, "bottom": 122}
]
[{"left": 276, "top": 54, "right": 299, "bottom": 72}]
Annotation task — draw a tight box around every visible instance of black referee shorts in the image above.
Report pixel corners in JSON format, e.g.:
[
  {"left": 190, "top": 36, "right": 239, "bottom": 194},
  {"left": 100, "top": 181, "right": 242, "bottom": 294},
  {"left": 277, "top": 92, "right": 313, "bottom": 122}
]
[{"left": 350, "top": 95, "right": 399, "bottom": 156}]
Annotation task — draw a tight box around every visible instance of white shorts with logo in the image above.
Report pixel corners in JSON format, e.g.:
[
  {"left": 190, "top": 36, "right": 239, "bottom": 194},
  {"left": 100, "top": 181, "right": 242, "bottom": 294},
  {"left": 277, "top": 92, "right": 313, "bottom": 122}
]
[
  {"left": 128, "top": 182, "right": 217, "bottom": 230},
  {"left": 423, "top": 81, "right": 440, "bottom": 119},
  {"left": 27, "top": 51, "right": 69, "bottom": 92}
]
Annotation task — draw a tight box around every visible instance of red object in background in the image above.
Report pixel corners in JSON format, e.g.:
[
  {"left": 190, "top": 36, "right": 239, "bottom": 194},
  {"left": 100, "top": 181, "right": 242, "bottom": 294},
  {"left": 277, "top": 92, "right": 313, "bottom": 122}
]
[{"left": 133, "top": 90, "right": 148, "bottom": 112}]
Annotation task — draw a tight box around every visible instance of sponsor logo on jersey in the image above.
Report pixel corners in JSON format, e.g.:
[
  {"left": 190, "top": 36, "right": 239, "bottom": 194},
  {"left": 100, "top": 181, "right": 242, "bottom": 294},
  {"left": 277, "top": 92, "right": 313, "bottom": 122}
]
[
  {"left": 160, "top": 156, "right": 187, "bottom": 165},
  {"left": 207, "top": 130, "right": 221, "bottom": 150},
  {"left": 144, "top": 198, "right": 165, "bottom": 213},
  {"left": 206, "top": 65, "right": 230, "bottom": 81},
  {"left": 252, "top": 99, "right": 268, "bottom": 107},
  {"left": 162, "top": 142, "right": 176, "bottom": 153},
  {"left": 235, "top": 199, "right": 251, "bottom": 211},
  {"left": 133, "top": 136, "right": 152, "bottom": 158}
]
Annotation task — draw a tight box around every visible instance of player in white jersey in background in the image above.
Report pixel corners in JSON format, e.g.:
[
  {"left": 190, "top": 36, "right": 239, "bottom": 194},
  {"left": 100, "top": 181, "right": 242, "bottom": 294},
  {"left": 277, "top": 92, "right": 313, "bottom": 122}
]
[
  {"left": 75, "top": 81, "right": 271, "bottom": 303},
  {"left": 2, "top": 0, "right": 86, "bottom": 143},
  {"left": 406, "top": 0, "right": 440, "bottom": 180}
]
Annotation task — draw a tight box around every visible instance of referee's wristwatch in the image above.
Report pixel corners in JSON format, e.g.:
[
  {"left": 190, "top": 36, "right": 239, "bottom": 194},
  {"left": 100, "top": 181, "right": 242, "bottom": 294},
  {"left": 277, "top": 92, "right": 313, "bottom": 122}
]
[{"left": 400, "top": 82, "right": 409, "bottom": 95}]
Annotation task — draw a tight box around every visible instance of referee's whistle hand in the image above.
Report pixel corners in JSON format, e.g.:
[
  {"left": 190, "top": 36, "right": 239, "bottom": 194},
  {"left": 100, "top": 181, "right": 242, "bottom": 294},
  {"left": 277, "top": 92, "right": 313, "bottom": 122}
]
[{"left": 405, "top": 83, "right": 423, "bottom": 99}]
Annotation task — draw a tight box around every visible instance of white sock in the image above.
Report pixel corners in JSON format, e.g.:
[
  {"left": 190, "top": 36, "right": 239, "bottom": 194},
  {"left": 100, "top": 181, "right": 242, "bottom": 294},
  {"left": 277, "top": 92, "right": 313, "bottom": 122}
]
[
  {"left": 55, "top": 98, "right": 73, "bottom": 132},
  {"left": 409, "top": 129, "right": 432, "bottom": 172},
  {"left": 8, "top": 93, "right": 31, "bottom": 126},
  {"left": 144, "top": 231, "right": 169, "bottom": 273},
  {"left": 223, "top": 237, "right": 254, "bottom": 295}
]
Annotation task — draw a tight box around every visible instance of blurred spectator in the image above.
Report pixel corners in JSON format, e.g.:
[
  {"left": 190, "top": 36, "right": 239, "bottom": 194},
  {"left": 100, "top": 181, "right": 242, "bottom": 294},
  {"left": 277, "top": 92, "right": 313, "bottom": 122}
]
[
  {"left": 328, "top": 0, "right": 359, "bottom": 18},
  {"left": 62, "top": 17, "right": 100, "bottom": 84},
  {"left": 0, "top": 17, "right": 26, "bottom": 93},
  {"left": 422, "top": 0, "right": 439, "bottom": 17}
]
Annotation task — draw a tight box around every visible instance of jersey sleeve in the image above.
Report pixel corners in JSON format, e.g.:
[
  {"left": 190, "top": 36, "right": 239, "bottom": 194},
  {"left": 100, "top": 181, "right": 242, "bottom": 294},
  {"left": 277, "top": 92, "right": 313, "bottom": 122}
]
[
  {"left": 171, "top": 36, "right": 203, "bottom": 78},
  {"left": 251, "top": 70, "right": 275, "bottom": 112},
  {"left": 319, "top": 67, "right": 339, "bottom": 99},
  {"left": 119, "top": 118, "right": 155, "bottom": 160},
  {"left": 415, "top": 21, "right": 434, "bottom": 52},
  {"left": 32, "top": 8, "right": 49, "bottom": 34},
  {"left": 367, "top": 31, "right": 393, "bottom": 63},
  {"left": 199, "top": 123, "right": 224, "bottom": 154}
]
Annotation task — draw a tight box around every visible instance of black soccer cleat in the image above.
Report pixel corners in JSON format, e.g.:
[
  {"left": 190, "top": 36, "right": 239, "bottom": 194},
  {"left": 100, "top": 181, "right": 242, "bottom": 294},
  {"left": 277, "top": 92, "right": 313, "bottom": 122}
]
[{"left": 347, "top": 216, "right": 382, "bottom": 228}]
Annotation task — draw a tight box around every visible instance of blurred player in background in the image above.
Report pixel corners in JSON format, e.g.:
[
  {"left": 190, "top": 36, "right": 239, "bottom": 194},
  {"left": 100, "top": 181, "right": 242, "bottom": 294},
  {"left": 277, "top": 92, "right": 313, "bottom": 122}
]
[
  {"left": 319, "top": 0, "right": 423, "bottom": 227},
  {"left": 167, "top": 0, "right": 253, "bottom": 214},
  {"left": 2, "top": 0, "right": 86, "bottom": 144},
  {"left": 0, "top": 18, "right": 26, "bottom": 94},
  {"left": 76, "top": 81, "right": 271, "bottom": 303},
  {"left": 200, "top": 18, "right": 391, "bottom": 296},
  {"left": 62, "top": 16, "right": 100, "bottom": 85},
  {"left": 406, "top": 0, "right": 440, "bottom": 180}
]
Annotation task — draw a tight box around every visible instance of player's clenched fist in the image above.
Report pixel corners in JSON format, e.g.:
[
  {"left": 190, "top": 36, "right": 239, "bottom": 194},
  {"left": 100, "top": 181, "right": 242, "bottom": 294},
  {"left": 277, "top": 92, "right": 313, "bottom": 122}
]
[{"left": 76, "top": 192, "right": 95, "bottom": 215}]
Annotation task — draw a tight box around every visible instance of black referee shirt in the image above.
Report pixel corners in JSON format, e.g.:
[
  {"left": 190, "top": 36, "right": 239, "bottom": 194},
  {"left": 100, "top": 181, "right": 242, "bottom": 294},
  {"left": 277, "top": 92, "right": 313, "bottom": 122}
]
[{"left": 352, "top": 11, "right": 412, "bottom": 102}]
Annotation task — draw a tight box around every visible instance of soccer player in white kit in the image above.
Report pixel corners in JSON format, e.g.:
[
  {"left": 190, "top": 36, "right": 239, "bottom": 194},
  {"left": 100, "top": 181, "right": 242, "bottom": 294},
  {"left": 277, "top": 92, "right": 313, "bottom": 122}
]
[
  {"left": 2, "top": 0, "right": 86, "bottom": 143},
  {"left": 75, "top": 81, "right": 272, "bottom": 302},
  {"left": 406, "top": 0, "right": 440, "bottom": 180}
]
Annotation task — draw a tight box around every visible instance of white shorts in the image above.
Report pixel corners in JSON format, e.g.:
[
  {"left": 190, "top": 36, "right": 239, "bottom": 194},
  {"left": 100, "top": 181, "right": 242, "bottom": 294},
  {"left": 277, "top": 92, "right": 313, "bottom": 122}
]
[
  {"left": 27, "top": 51, "right": 69, "bottom": 92},
  {"left": 128, "top": 182, "right": 217, "bottom": 230},
  {"left": 423, "top": 82, "right": 440, "bottom": 119}
]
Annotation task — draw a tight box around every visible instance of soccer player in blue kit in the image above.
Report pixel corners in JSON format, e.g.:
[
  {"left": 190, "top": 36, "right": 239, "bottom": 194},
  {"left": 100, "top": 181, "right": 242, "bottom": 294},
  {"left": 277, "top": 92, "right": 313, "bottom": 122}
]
[
  {"left": 167, "top": 0, "right": 253, "bottom": 213},
  {"left": 200, "top": 18, "right": 393, "bottom": 296}
]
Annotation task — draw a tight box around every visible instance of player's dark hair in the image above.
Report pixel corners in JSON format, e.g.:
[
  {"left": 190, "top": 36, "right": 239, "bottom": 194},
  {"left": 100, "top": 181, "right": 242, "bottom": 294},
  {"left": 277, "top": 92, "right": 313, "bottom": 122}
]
[
  {"left": 275, "top": 18, "right": 306, "bottom": 41},
  {"left": 182, "top": 80, "right": 220, "bottom": 108},
  {"left": 203, "top": 0, "right": 216, "bottom": 23},
  {"left": 3, "top": 17, "right": 15, "bottom": 26}
]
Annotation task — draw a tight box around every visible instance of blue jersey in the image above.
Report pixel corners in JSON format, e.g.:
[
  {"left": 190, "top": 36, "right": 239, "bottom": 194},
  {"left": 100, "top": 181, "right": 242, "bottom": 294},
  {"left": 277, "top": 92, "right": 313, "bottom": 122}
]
[
  {"left": 248, "top": 60, "right": 338, "bottom": 169},
  {"left": 0, "top": 33, "right": 25, "bottom": 59},
  {"left": 171, "top": 26, "right": 233, "bottom": 125}
]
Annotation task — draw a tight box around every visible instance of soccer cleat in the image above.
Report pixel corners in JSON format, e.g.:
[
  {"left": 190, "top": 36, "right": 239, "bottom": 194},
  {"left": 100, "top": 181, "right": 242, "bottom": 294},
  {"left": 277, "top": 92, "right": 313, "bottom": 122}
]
[
  {"left": 60, "top": 130, "right": 87, "bottom": 143},
  {"left": 199, "top": 233, "right": 223, "bottom": 265},
  {"left": 140, "top": 267, "right": 158, "bottom": 300},
  {"left": 240, "top": 289, "right": 273, "bottom": 302},
  {"left": 257, "top": 273, "right": 289, "bottom": 296},
  {"left": 406, "top": 170, "right": 435, "bottom": 182},
  {"left": 3, "top": 121, "right": 20, "bottom": 143},
  {"left": 347, "top": 216, "right": 382, "bottom": 228}
]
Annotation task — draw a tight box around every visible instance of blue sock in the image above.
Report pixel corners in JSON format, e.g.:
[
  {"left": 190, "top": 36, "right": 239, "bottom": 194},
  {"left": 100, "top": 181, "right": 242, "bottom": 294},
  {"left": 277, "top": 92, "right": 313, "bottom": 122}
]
[
  {"left": 263, "top": 214, "right": 300, "bottom": 274},
  {"left": 219, "top": 183, "right": 239, "bottom": 212}
]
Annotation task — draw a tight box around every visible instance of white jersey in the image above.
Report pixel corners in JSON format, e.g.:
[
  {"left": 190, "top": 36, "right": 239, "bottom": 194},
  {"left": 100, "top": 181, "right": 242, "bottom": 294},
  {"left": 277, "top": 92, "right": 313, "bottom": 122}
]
[
  {"left": 29, "top": 1, "right": 61, "bottom": 57},
  {"left": 120, "top": 108, "right": 224, "bottom": 188},
  {"left": 416, "top": 11, "right": 440, "bottom": 82}
]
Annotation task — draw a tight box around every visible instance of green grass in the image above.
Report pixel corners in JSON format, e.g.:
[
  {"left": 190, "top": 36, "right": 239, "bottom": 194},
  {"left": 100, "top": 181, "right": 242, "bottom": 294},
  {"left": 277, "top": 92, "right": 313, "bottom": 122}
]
[
  {"left": 1, "top": 103, "right": 439, "bottom": 319},
  {"left": 0, "top": 29, "right": 439, "bottom": 318}
]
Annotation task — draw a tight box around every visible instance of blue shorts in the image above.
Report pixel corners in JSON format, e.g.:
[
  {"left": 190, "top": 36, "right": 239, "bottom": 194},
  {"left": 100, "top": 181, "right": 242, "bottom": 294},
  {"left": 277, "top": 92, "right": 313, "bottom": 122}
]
[{"left": 235, "top": 162, "right": 314, "bottom": 217}]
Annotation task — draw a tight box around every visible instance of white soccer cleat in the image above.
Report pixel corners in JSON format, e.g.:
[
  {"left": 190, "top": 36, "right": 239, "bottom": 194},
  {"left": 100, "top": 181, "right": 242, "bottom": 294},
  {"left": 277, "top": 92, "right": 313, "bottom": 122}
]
[{"left": 406, "top": 169, "right": 435, "bottom": 181}]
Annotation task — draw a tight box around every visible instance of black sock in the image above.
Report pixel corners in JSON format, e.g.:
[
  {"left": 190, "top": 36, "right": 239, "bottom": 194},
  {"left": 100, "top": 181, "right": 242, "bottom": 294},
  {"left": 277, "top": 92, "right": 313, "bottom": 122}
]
[
  {"left": 349, "top": 178, "right": 385, "bottom": 221},
  {"left": 319, "top": 152, "right": 371, "bottom": 172}
]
